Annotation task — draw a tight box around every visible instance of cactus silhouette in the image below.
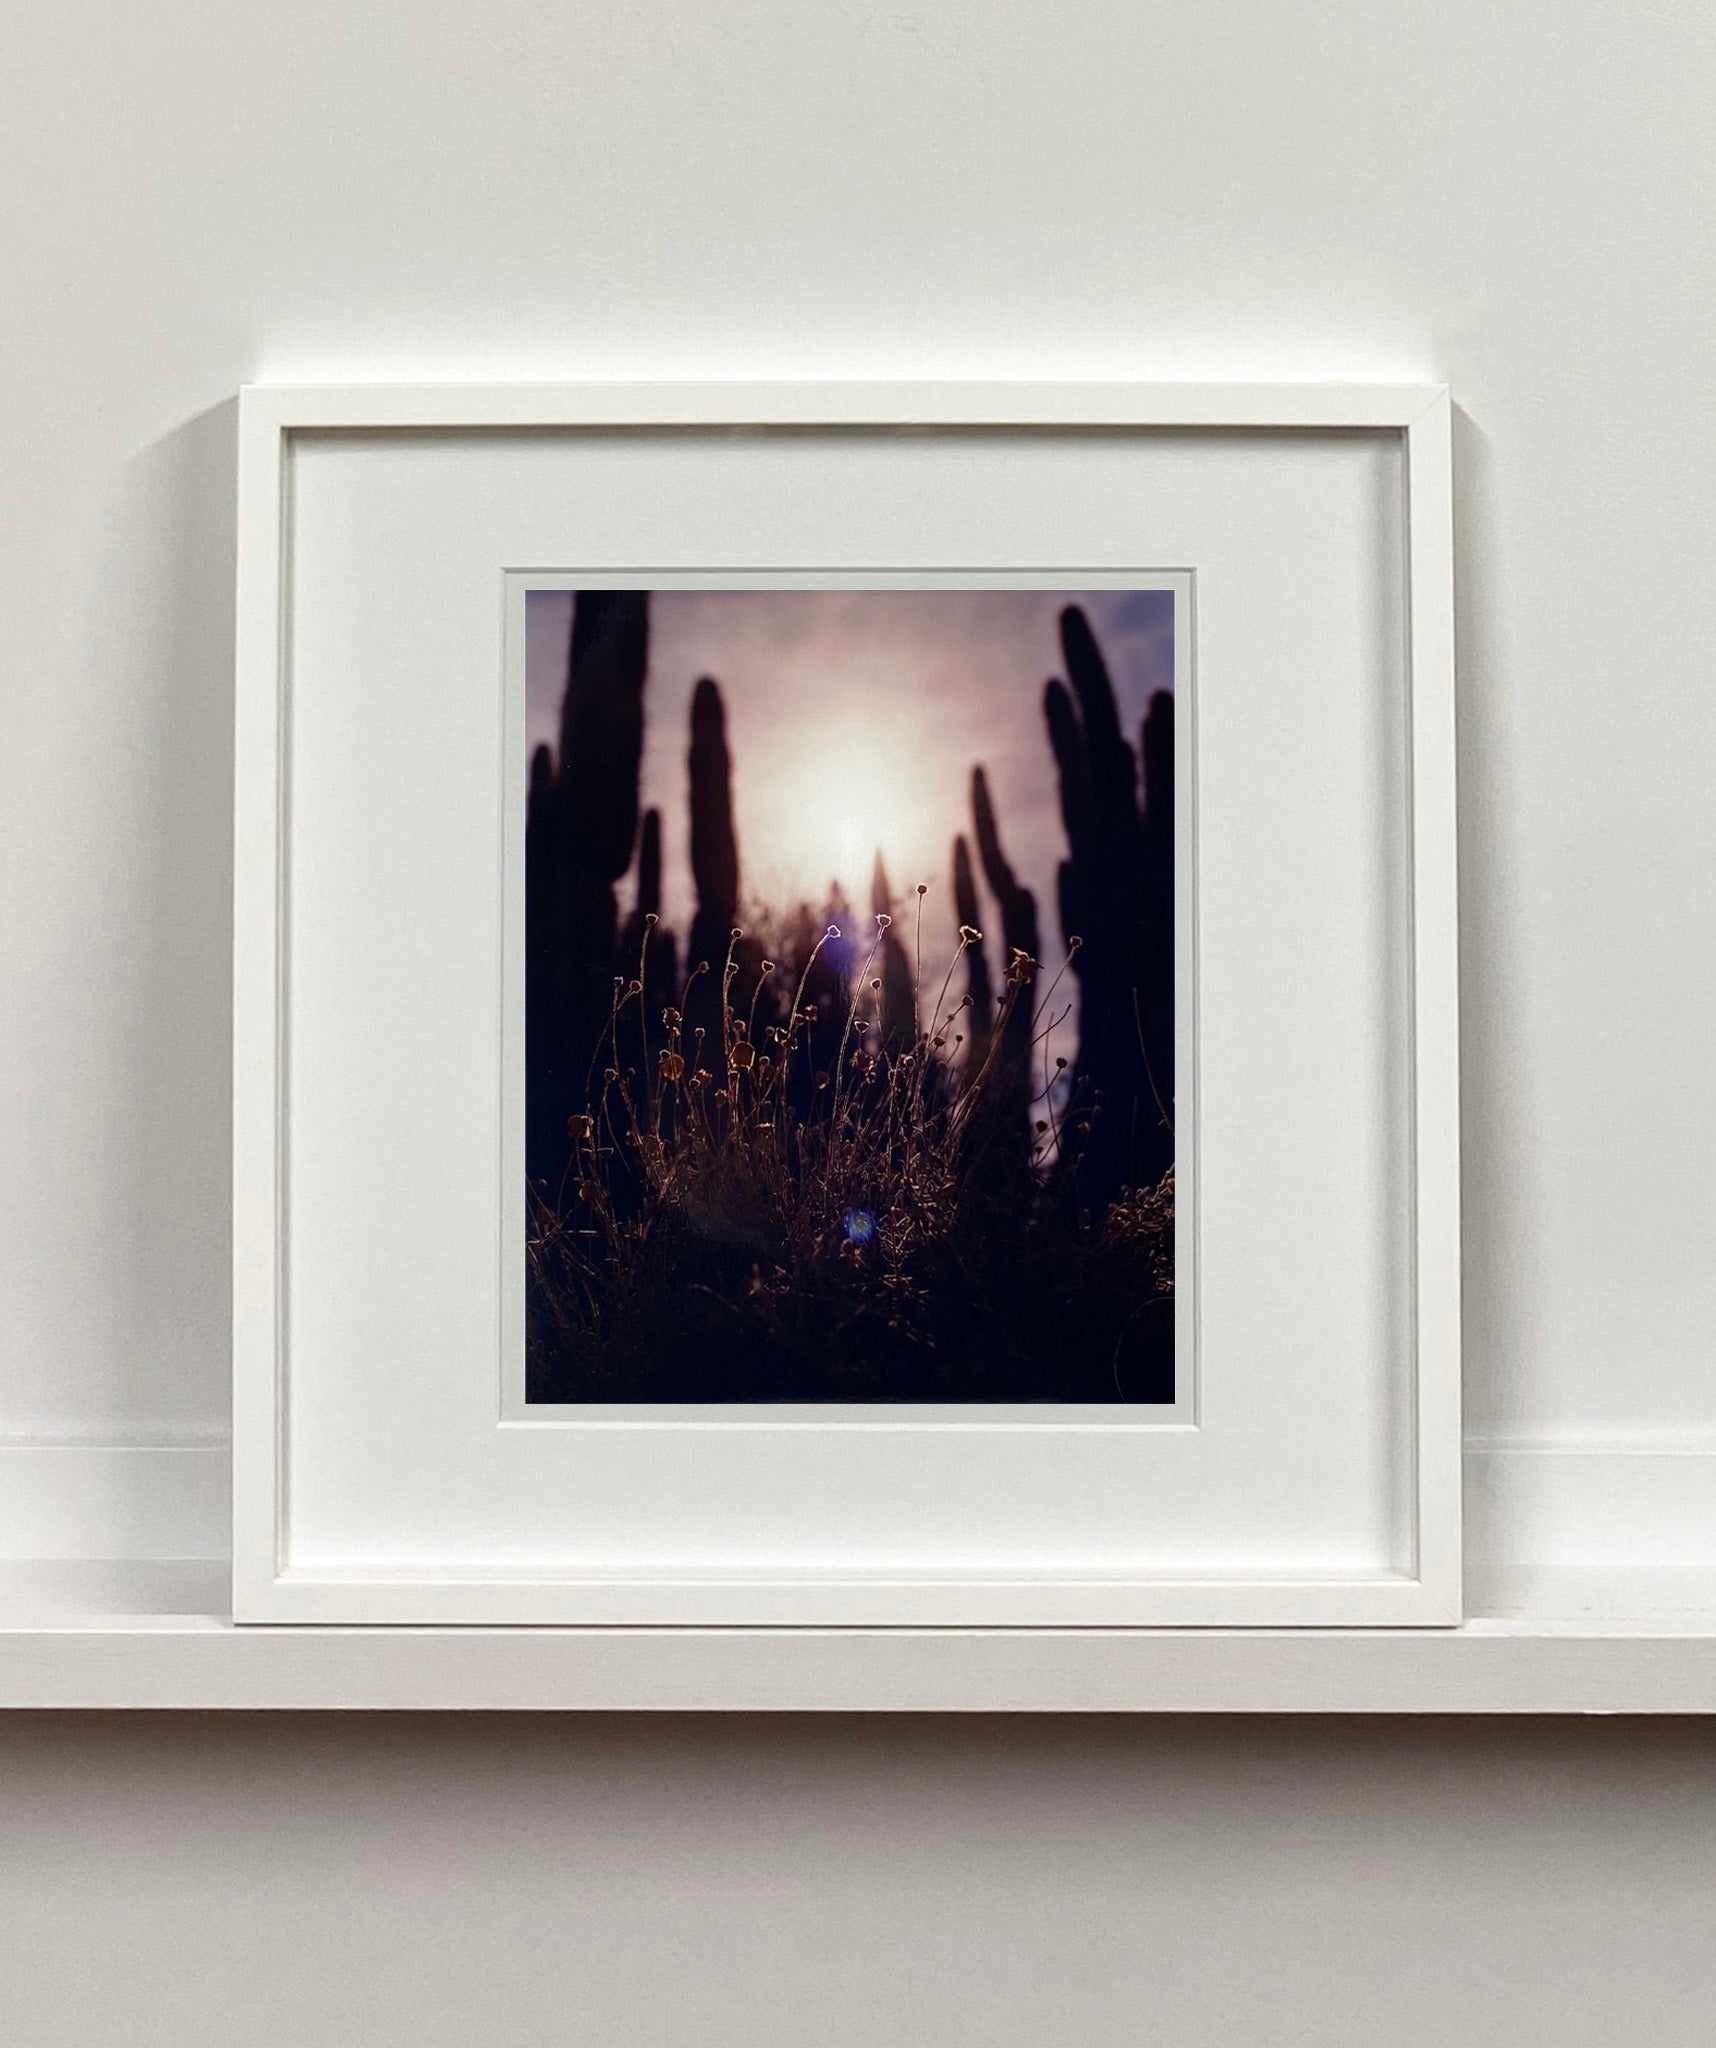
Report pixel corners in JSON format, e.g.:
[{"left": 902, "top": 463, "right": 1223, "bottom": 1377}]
[
  {"left": 869, "top": 852, "right": 917, "bottom": 1046},
  {"left": 688, "top": 678, "right": 738, "bottom": 934},
  {"left": 560, "top": 593, "right": 648, "bottom": 877},
  {"left": 634, "top": 805, "right": 662, "bottom": 922},
  {"left": 684, "top": 676, "right": 744, "bottom": 1068},
  {"left": 1044, "top": 603, "right": 1173, "bottom": 1204},
  {"left": 617, "top": 806, "right": 678, "bottom": 1070},
  {"left": 526, "top": 591, "right": 649, "bottom": 1187},
  {"left": 778, "top": 889, "right": 853, "bottom": 1111},
  {"left": 950, "top": 832, "right": 992, "bottom": 1076},
  {"left": 969, "top": 765, "right": 1040, "bottom": 1145}
]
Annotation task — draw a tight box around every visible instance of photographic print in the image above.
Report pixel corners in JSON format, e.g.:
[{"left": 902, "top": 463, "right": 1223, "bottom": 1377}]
[{"left": 524, "top": 586, "right": 1177, "bottom": 1404}]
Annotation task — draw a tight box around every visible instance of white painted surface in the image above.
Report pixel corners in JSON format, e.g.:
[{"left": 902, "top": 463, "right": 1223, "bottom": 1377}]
[
  {"left": 2, "top": 1712, "right": 1713, "bottom": 2048},
  {"left": 8, "top": 1556, "right": 1716, "bottom": 1713},
  {"left": 8, "top": 6, "right": 1714, "bottom": 1461},
  {"left": 3, "top": 0, "right": 1715, "bottom": 2036}
]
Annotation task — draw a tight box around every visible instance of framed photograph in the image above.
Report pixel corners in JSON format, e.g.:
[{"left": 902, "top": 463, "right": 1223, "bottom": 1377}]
[{"left": 233, "top": 381, "right": 1459, "bottom": 1626}]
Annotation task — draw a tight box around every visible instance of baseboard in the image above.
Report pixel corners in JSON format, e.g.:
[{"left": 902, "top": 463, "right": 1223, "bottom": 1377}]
[{"left": 0, "top": 1440, "right": 229, "bottom": 1561}]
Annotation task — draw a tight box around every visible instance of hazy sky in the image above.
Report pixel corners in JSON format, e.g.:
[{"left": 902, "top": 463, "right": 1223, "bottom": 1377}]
[{"left": 526, "top": 587, "right": 1173, "bottom": 1007}]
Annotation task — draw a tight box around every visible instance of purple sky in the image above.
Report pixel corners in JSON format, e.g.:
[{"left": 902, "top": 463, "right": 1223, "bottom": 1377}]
[{"left": 527, "top": 587, "right": 1173, "bottom": 1025}]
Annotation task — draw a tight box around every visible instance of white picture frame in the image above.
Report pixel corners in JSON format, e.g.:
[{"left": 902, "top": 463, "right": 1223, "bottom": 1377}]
[{"left": 232, "top": 381, "right": 1459, "bottom": 1629}]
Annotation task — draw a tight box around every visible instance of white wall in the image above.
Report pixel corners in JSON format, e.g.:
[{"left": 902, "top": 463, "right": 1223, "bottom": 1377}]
[
  {"left": 3, "top": 0, "right": 1715, "bottom": 2038},
  {"left": 2, "top": 1713, "right": 1715, "bottom": 2046}
]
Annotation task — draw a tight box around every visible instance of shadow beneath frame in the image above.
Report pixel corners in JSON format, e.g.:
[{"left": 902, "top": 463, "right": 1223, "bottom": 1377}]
[
  {"left": 1449, "top": 401, "right": 1531, "bottom": 1441},
  {"left": 100, "top": 399, "right": 238, "bottom": 1573}
]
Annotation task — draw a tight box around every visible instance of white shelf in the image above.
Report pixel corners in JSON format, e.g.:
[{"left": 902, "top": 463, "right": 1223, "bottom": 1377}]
[
  {"left": 6, "top": 1442, "right": 1716, "bottom": 1709},
  {"left": 5, "top": 1562, "right": 1716, "bottom": 1712}
]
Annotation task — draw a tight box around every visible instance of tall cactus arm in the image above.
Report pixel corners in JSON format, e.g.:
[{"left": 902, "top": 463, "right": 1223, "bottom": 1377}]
[
  {"left": 869, "top": 850, "right": 917, "bottom": 1047},
  {"left": 951, "top": 831, "right": 994, "bottom": 1072},
  {"left": 968, "top": 766, "right": 1039, "bottom": 1150},
  {"left": 559, "top": 591, "right": 648, "bottom": 882},
  {"left": 1058, "top": 604, "right": 1139, "bottom": 830},
  {"left": 688, "top": 676, "right": 739, "bottom": 935},
  {"left": 971, "top": 766, "right": 1040, "bottom": 964},
  {"left": 1043, "top": 679, "right": 1094, "bottom": 863},
  {"left": 634, "top": 806, "right": 662, "bottom": 922},
  {"left": 1141, "top": 689, "right": 1173, "bottom": 841}
]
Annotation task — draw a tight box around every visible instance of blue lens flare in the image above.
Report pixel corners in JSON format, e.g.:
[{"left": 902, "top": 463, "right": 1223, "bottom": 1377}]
[{"left": 843, "top": 1206, "right": 877, "bottom": 1246}]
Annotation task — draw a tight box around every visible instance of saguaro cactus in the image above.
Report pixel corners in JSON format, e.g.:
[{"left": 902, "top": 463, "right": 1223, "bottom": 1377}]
[
  {"left": 950, "top": 832, "right": 993, "bottom": 1076},
  {"left": 559, "top": 593, "right": 648, "bottom": 879},
  {"left": 685, "top": 676, "right": 740, "bottom": 1065},
  {"left": 633, "top": 804, "right": 662, "bottom": 923},
  {"left": 868, "top": 851, "right": 917, "bottom": 1047},
  {"left": 1043, "top": 603, "right": 1174, "bottom": 1204},
  {"left": 526, "top": 591, "right": 649, "bottom": 1187},
  {"left": 969, "top": 766, "right": 1040, "bottom": 1146},
  {"left": 617, "top": 806, "right": 678, "bottom": 1065}
]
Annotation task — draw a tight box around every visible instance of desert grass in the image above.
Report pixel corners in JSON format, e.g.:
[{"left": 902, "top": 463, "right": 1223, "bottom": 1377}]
[{"left": 527, "top": 906, "right": 1174, "bottom": 1403}]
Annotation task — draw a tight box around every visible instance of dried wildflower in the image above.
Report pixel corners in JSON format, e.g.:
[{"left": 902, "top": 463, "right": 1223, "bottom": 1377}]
[{"left": 526, "top": 872, "right": 1174, "bottom": 1406}]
